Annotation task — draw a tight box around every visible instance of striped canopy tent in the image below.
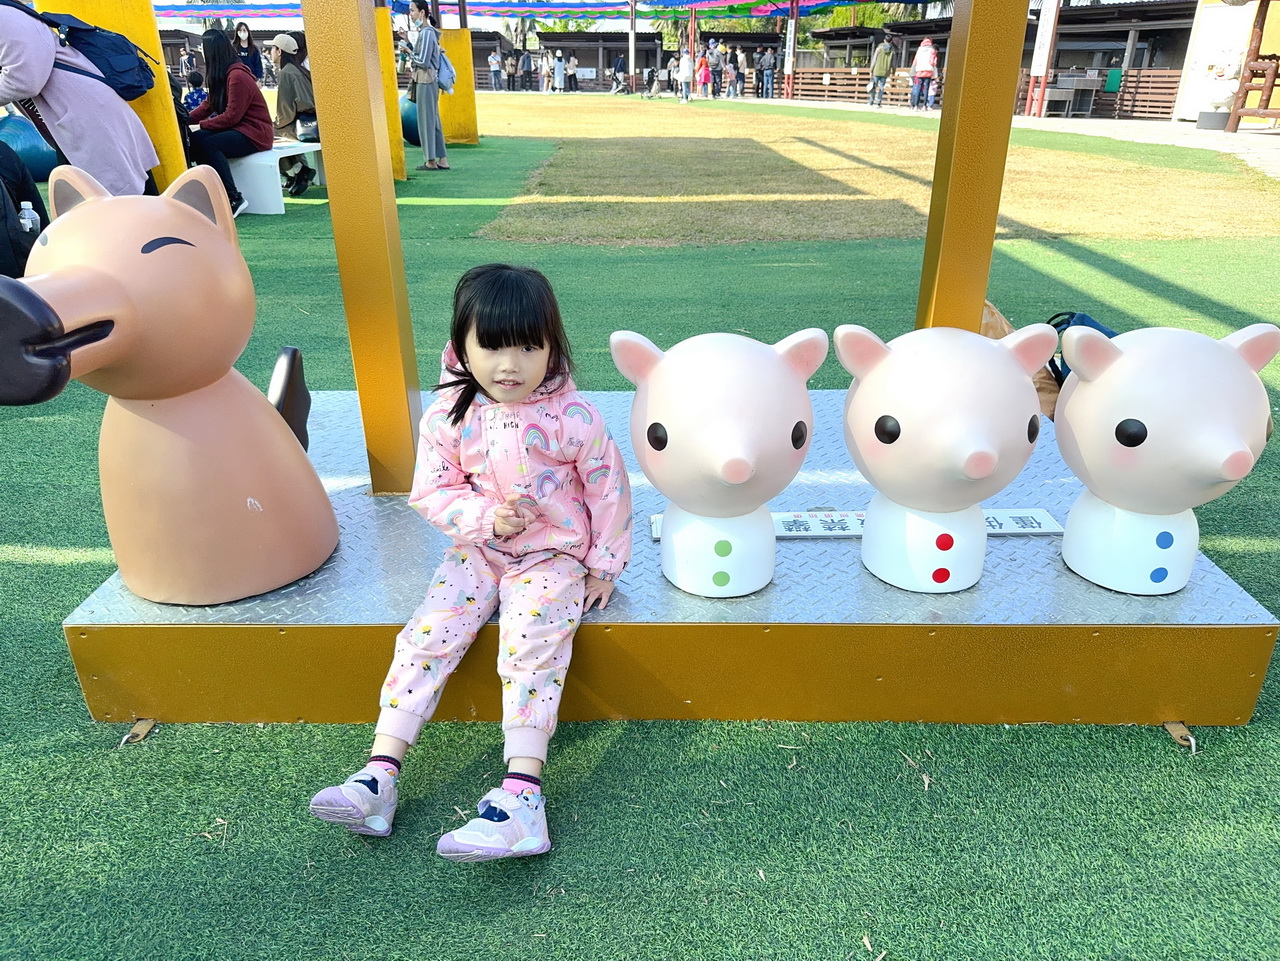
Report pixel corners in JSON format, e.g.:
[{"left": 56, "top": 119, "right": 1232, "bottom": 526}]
[{"left": 152, "top": 1, "right": 922, "bottom": 19}]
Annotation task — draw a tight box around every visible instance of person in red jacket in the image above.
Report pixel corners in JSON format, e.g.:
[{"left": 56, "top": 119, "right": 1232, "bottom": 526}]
[{"left": 188, "top": 29, "right": 274, "bottom": 216}]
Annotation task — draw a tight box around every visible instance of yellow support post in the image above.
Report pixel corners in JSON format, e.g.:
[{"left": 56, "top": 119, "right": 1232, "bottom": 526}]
[
  {"left": 301, "top": 0, "right": 422, "bottom": 494},
  {"left": 915, "top": 0, "right": 1028, "bottom": 331},
  {"left": 440, "top": 28, "right": 479, "bottom": 145},
  {"left": 375, "top": 1, "right": 407, "bottom": 181},
  {"left": 36, "top": 0, "right": 185, "bottom": 190}
]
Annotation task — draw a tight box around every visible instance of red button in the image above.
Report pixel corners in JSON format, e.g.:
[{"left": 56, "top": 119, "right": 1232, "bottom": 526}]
[
  {"left": 936, "top": 534, "right": 954, "bottom": 551},
  {"left": 932, "top": 568, "right": 950, "bottom": 583}
]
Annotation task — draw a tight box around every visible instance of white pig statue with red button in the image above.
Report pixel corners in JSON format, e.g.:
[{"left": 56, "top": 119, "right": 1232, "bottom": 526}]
[
  {"left": 834, "top": 323, "right": 1059, "bottom": 593},
  {"left": 1055, "top": 324, "right": 1279, "bottom": 595},
  {"left": 611, "top": 329, "right": 829, "bottom": 597}
]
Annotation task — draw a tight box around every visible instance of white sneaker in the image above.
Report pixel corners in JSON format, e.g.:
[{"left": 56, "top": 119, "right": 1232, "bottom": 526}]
[
  {"left": 309, "top": 767, "right": 398, "bottom": 837},
  {"left": 436, "top": 787, "right": 551, "bottom": 862}
]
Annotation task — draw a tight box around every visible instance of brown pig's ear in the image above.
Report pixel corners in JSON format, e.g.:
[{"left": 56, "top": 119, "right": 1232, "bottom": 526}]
[
  {"left": 49, "top": 166, "right": 110, "bottom": 219},
  {"left": 163, "top": 165, "right": 237, "bottom": 242}
]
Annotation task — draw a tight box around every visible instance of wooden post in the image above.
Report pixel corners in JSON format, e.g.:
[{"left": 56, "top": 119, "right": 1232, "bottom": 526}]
[
  {"left": 299, "top": 0, "right": 421, "bottom": 493},
  {"left": 916, "top": 0, "right": 1028, "bottom": 332},
  {"left": 36, "top": 0, "right": 186, "bottom": 190},
  {"left": 458, "top": 0, "right": 468, "bottom": 30},
  {"left": 1227, "top": 0, "right": 1270, "bottom": 133},
  {"left": 629, "top": 0, "right": 637, "bottom": 93}
]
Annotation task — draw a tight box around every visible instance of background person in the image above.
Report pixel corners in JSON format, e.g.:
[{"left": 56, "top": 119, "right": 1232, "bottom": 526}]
[
  {"left": 910, "top": 37, "right": 937, "bottom": 110},
  {"left": 566, "top": 52, "right": 579, "bottom": 92},
  {"left": 188, "top": 28, "right": 273, "bottom": 216},
  {"left": 266, "top": 33, "right": 317, "bottom": 197},
  {"left": 232, "top": 21, "right": 263, "bottom": 83},
  {"left": 488, "top": 49, "right": 502, "bottom": 91},
  {"left": 407, "top": 1, "right": 448, "bottom": 171},
  {"left": 869, "top": 35, "right": 895, "bottom": 107},
  {"left": 0, "top": 3, "right": 159, "bottom": 196}
]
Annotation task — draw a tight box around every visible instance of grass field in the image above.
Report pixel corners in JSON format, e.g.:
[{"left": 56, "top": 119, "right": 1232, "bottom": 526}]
[{"left": 2, "top": 97, "right": 1280, "bottom": 960}]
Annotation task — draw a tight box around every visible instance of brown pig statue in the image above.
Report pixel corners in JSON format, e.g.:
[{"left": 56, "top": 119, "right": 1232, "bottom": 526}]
[{"left": 0, "top": 165, "right": 338, "bottom": 605}]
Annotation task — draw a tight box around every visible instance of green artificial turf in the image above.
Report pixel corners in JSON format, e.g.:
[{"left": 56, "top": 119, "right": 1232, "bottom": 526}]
[{"left": 3, "top": 128, "right": 1280, "bottom": 960}]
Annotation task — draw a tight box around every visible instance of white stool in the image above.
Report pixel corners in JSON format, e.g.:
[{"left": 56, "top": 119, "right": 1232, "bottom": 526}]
[{"left": 227, "top": 141, "right": 325, "bottom": 215}]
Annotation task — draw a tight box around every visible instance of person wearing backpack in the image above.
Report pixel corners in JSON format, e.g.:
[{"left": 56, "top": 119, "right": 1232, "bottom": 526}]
[
  {"left": 188, "top": 28, "right": 273, "bottom": 216},
  {"left": 0, "top": 3, "right": 159, "bottom": 196},
  {"left": 407, "top": 2, "right": 449, "bottom": 171}
]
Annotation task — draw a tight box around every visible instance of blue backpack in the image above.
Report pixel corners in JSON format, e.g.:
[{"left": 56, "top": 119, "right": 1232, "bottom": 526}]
[
  {"left": 1046, "top": 311, "right": 1118, "bottom": 385},
  {"left": 1, "top": 0, "right": 156, "bottom": 101}
]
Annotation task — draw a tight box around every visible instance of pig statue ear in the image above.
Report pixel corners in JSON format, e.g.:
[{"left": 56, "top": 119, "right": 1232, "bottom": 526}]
[
  {"left": 773, "top": 328, "right": 829, "bottom": 380},
  {"left": 1000, "top": 323, "right": 1059, "bottom": 377},
  {"left": 610, "top": 331, "right": 665, "bottom": 385},
  {"left": 162, "top": 165, "right": 237, "bottom": 243},
  {"left": 1062, "top": 326, "right": 1123, "bottom": 382},
  {"left": 49, "top": 165, "right": 110, "bottom": 218},
  {"left": 833, "top": 324, "right": 891, "bottom": 379},
  {"left": 1222, "top": 323, "right": 1280, "bottom": 374}
]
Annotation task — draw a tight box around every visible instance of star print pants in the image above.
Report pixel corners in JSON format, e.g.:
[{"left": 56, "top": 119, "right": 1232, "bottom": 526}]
[{"left": 376, "top": 544, "right": 586, "bottom": 762}]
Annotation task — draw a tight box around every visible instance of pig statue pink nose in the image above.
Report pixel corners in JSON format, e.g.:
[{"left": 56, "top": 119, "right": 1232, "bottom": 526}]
[
  {"left": 962, "top": 449, "right": 998, "bottom": 481},
  {"left": 719, "top": 457, "right": 754, "bottom": 485},
  {"left": 1221, "top": 449, "right": 1255, "bottom": 482}
]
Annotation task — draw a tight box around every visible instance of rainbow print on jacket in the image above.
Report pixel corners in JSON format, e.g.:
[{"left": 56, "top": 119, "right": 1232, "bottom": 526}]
[
  {"left": 537, "top": 469, "right": 561, "bottom": 498},
  {"left": 585, "top": 464, "right": 610, "bottom": 485},
  {"left": 523, "top": 424, "right": 553, "bottom": 450},
  {"left": 563, "top": 401, "right": 594, "bottom": 424}
]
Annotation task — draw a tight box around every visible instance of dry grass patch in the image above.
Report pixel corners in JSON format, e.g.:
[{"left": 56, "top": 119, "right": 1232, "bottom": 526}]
[{"left": 476, "top": 96, "right": 1280, "bottom": 245}]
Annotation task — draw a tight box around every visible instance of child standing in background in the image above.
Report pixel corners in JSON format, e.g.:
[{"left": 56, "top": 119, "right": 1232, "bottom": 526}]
[
  {"left": 183, "top": 70, "right": 207, "bottom": 113},
  {"left": 310, "top": 264, "right": 633, "bottom": 862}
]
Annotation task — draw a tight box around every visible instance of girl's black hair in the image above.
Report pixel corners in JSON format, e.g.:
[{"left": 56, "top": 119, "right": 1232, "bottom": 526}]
[
  {"left": 201, "top": 29, "right": 238, "bottom": 114},
  {"left": 437, "top": 264, "right": 573, "bottom": 425}
]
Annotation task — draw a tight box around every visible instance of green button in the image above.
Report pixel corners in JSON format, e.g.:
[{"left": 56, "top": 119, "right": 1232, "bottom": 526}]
[
  {"left": 712, "top": 571, "right": 730, "bottom": 587},
  {"left": 714, "top": 540, "right": 732, "bottom": 557}
]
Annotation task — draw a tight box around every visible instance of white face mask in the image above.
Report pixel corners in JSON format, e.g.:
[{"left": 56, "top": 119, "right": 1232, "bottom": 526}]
[{"left": 238, "top": 30, "right": 248, "bottom": 39}]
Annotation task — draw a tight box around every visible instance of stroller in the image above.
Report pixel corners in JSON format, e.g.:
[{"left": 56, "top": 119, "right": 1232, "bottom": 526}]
[{"left": 640, "top": 67, "right": 663, "bottom": 99}]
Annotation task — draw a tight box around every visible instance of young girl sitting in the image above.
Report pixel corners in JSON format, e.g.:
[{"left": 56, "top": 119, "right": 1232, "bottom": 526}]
[{"left": 310, "top": 264, "right": 633, "bottom": 862}]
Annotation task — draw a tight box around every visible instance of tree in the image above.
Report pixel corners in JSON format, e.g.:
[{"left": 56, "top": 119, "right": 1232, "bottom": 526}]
[{"left": 502, "top": 16, "right": 551, "bottom": 50}]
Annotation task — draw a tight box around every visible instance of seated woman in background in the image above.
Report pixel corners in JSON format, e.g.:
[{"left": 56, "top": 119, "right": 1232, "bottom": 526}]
[
  {"left": 267, "top": 33, "right": 317, "bottom": 197},
  {"left": 188, "top": 28, "right": 273, "bottom": 216}
]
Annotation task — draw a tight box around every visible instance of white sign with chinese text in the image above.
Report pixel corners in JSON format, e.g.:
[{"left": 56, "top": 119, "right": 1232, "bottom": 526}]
[{"left": 651, "top": 509, "right": 1063, "bottom": 539}]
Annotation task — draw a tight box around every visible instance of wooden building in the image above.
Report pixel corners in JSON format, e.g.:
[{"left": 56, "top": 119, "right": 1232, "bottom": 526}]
[{"left": 532, "top": 30, "right": 665, "bottom": 90}]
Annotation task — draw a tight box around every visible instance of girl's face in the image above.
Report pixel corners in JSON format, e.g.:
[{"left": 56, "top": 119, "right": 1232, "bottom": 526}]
[
  {"left": 238, "top": 27, "right": 249, "bottom": 40},
  {"left": 269, "top": 46, "right": 281, "bottom": 66},
  {"left": 463, "top": 326, "right": 549, "bottom": 405}
]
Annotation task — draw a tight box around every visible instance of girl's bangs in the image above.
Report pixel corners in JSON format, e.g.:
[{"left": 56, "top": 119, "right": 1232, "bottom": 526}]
[{"left": 470, "top": 289, "right": 554, "bottom": 351}]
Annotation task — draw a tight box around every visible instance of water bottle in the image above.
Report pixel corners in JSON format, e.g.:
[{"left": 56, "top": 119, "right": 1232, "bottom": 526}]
[{"left": 18, "top": 201, "right": 39, "bottom": 234}]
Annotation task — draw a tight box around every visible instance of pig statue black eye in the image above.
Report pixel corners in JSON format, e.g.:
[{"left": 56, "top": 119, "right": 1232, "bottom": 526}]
[
  {"left": 1028, "top": 415, "right": 1040, "bottom": 443},
  {"left": 1115, "top": 418, "right": 1148, "bottom": 448},
  {"left": 646, "top": 423, "right": 668, "bottom": 451},
  {"left": 874, "top": 415, "right": 901, "bottom": 444},
  {"left": 791, "top": 421, "right": 807, "bottom": 450}
]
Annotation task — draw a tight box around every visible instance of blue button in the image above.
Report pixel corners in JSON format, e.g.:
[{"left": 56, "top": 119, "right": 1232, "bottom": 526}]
[
  {"left": 1156, "top": 531, "right": 1174, "bottom": 550},
  {"left": 1150, "top": 567, "right": 1168, "bottom": 583}
]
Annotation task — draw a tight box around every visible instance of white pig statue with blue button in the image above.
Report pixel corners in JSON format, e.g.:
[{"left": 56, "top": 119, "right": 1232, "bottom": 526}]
[
  {"left": 1055, "top": 324, "right": 1279, "bottom": 595},
  {"left": 610, "top": 329, "right": 829, "bottom": 597},
  {"left": 835, "top": 323, "right": 1059, "bottom": 593}
]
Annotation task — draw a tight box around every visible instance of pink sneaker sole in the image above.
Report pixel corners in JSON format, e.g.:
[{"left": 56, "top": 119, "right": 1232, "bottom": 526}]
[{"left": 309, "top": 785, "right": 393, "bottom": 837}]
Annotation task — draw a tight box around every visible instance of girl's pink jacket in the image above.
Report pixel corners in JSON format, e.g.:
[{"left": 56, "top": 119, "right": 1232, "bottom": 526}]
[{"left": 408, "top": 349, "right": 633, "bottom": 581}]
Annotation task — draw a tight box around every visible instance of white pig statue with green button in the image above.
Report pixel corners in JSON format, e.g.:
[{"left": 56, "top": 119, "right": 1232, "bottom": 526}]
[{"left": 610, "top": 329, "right": 829, "bottom": 597}]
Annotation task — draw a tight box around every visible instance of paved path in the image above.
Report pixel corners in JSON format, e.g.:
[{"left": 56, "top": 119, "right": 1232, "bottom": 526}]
[{"left": 771, "top": 96, "right": 1280, "bottom": 181}]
